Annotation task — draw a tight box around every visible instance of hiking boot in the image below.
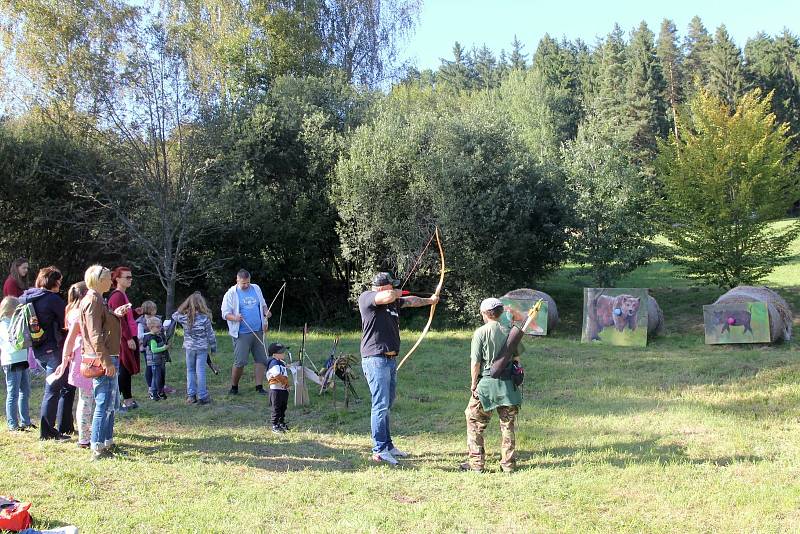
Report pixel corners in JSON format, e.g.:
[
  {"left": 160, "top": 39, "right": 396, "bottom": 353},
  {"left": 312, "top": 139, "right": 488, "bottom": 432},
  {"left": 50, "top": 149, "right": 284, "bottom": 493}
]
[
  {"left": 371, "top": 450, "right": 398, "bottom": 465},
  {"left": 459, "top": 462, "right": 484, "bottom": 473},
  {"left": 228, "top": 386, "right": 239, "bottom": 395},
  {"left": 255, "top": 386, "right": 267, "bottom": 396},
  {"left": 186, "top": 395, "right": 197, "bottom": 404}
]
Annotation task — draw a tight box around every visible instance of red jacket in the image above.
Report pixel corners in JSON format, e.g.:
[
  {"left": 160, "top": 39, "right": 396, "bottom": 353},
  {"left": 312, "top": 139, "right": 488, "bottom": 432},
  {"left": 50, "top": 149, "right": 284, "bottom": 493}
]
[{"left": 3, "top": 276, "right": 23, "bottom": 298}]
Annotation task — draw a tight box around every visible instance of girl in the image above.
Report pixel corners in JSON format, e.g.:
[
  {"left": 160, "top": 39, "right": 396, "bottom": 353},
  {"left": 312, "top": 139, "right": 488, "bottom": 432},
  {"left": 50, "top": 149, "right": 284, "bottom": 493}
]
[
  {"left": 172, "top": 292, "right": 217, "bottom": 405},
  {"left": 0, "top": 296, "right": 31, "bottom": 431},
  {"left": 60, "top": 282, "right": 93, "bottom": 448},
  {"left": 3, "top": 258, "right": 29, "bottom": 298}
]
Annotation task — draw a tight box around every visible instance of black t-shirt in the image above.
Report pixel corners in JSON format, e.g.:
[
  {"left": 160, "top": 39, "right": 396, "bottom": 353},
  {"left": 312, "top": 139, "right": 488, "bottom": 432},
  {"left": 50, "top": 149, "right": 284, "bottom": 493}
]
[{"left": 358, "top": 291, "right": 405, "bottom": 356}]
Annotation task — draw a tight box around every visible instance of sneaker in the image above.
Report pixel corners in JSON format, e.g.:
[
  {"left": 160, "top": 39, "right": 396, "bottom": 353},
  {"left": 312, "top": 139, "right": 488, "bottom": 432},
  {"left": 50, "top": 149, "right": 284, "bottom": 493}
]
[
  {"left": 77, "top": 442, "right": 90, "bottom": 449},
  {"left": 198, "top": 397, "right": 212, "bottom": 405},
  {"left": 21, "top": 423, "right": 37, "bottom": 431},
  {"left": 271, "top": 425, "right": 285, "bottom": 434},
  {"left": 186, "top": 396, "right": 198, "bottom": 404},
  {"left": 54, "top": 433, "right": 72, "bottom": 442},
  {"left": 388, "top": 447, "right": 408, "bottom": 458},
  {"left": 149, "top": 393, "right": 160, "bottom": 401},
  {"left": 280, "top": 423, "right": 289, "bottom": 431},
  {"left": 255, "top": 386, "right": 267, "bottom": 396},
  {"left": 159, "top": 392, "right": 168, "bottom": 400},
  {"left": 228, "top": 386, "right": 239, "bottom": 395},
  {"left": 91, "top": 449, "right": 114, "bottom": 461},
  {"left": 371, "top": 450, "right": 399, "bottom": 465},
  {"left": 459, "top": 462, "right": 483, "bottom": 473}
]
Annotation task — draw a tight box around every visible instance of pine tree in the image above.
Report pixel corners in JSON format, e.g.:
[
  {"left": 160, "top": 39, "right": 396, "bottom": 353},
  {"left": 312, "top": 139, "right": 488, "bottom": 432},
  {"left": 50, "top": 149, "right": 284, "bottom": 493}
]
[
  {"left": 588, "top": 24, "right": 628, "bottom": 143},
  {"left": 473, "top": 44, "right": 498, "bottom": 90},
  {"left": 509, "top": 35, "right": 528, "bottom": 70},
  {"left": 707, "top": 25, "right": 745, "bottom": 108},
  {"left": 625, "top": 21, "right": 668, "bottom": 164},
  {"left": 683, "top": 16, "right": 712, "bottom": 90},
  {"left": 530, "top": 34, "right": 581, "bottom": 143},
  {"left": 744, "top": 31, "right": 800, "bottom": 139},
  {"left": 657, "top": 19, "right": 684, "bottom": 140},
  {"left": 437, "top": 42, "right": 474, "bottom": 92}
]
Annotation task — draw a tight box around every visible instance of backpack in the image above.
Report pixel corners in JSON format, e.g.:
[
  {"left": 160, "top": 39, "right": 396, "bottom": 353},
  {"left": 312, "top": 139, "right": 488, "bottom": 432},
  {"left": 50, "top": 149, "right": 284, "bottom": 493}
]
[
  {"left": 8, "top": 303, "right": 44, "bottom": 350},
  {"left": 0, "top": 495, "right": 32, "bottom": 531}
]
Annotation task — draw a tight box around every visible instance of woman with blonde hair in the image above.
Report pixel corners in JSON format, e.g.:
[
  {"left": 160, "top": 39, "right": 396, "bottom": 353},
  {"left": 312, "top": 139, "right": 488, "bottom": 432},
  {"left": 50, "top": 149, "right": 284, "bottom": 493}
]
[
  {"left": 172, "top": 292, "right": 217, "bottom": 405},
  {"left": 80, "top": 265, "right": 130, "bottom": 460}
]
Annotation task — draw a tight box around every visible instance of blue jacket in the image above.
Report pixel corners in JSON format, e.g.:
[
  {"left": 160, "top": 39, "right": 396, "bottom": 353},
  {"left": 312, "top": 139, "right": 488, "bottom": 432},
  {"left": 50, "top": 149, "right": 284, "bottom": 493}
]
[{"left": 19, "top": 288, "right": 65, "bottom": 360}]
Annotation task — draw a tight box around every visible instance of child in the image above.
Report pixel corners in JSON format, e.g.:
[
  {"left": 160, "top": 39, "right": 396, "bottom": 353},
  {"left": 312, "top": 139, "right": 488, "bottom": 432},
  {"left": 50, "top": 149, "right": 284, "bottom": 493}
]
[
  {"left": 142, "top": 316, "right": 169, "bottom": 400},
  {"left": 61, "top": 282, "right": 93, "bottom": 447},
  {"left": 172, "top": 292, "right": 217, "bottom": 405},
  {"left": 266, "top": 343, "right": 290, "bottom": 433},
  {"left": 0, "top": 296, "right": 32, "bottom": 431}
]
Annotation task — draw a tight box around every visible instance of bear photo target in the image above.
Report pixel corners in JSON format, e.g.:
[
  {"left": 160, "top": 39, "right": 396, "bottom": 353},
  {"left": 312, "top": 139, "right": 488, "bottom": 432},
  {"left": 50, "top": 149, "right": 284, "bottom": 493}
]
[
  {"left": 582, "top": 288, "right": 649, "bottom": 346},
  {"left": 703, "top": 302, "right": 771, "bottom": 344}
]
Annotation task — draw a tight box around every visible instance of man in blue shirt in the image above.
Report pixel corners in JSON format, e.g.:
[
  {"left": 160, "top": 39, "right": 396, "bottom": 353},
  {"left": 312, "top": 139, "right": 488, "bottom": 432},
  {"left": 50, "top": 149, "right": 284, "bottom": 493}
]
[{"left": 221, "top": 270, "right": 272, "bottom": 395}]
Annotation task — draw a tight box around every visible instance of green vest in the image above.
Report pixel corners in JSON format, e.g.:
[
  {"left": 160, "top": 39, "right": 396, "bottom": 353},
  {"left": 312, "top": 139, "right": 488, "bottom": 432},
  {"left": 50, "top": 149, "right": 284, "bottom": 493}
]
[{"left": 471, "top": 321, "right": 523, "bottom": 411}]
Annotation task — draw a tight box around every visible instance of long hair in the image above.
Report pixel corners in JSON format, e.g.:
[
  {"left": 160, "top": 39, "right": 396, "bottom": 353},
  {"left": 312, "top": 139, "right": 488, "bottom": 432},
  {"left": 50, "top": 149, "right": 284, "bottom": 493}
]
[
  {"left": 176, "top": 291, "right": 211, "bottom": 328},
  {"left": 9, "top": 258, "right": 29, "bottom": 290},
  {"left": 65, "top": 282, "right": 88, "bottom": 317},
  {"left": 110, "top": 266, "right": 131, "bottom": 289},
  {"left": 0, "top": 296, "right": 19, "bottom": 319}
]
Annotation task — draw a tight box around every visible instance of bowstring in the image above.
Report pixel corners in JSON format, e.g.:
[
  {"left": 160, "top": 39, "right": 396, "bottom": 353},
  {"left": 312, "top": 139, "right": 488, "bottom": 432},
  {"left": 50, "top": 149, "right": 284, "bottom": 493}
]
[{"left": 400, "top": 231, "right": 436, "bottom": 290}]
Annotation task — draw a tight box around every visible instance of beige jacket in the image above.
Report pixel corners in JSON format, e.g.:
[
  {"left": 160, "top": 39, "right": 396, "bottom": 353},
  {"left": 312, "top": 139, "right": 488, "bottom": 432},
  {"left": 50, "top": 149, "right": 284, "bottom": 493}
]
[{"left": 79, "top": 289, "right": 121, "bottom": 367}]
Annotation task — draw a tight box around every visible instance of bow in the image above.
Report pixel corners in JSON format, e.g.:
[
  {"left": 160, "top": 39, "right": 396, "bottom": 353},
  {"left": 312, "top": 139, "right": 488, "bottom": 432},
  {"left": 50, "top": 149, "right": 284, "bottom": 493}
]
[{"left": 397, "top": 226, "right": 445, "bottom": 371}]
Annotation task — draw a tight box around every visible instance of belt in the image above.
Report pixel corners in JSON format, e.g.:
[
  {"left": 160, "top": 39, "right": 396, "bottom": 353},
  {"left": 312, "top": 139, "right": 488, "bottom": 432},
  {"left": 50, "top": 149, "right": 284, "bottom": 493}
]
[{"left": 363, "top": 352, "right": 398, "bottom": 359}]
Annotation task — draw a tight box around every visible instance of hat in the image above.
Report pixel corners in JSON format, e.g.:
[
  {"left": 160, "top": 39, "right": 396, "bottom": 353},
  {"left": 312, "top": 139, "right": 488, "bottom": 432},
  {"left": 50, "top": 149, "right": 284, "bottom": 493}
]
[
  {"left": 371, "top": 272, "right": 400, "bottom": 288},
  {"left": 268, "top": 343, "right": 286, "bottom": 355},
  {"left": 479, "top": 297, "right": 504, "bottom": 313}
]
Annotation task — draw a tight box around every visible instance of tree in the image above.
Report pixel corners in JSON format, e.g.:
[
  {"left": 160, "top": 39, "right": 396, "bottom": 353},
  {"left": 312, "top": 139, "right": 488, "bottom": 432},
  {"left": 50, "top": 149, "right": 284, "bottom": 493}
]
[
  {"left": 707, "top": 25, "right": 745, "bottom": 108},
  {"left": 588, "top": 25, "right": 628, "bottom": 143},
  {"left": 437, "top": 42, "right": 475, "bottom": 92},
  {"left": 624, "top": 21, "right": 668, "bottom": 165},
  {"left": 473, "top": 44, "right": 498, "bottom": 90},
  {"left": 319, "top": 0, "right": 420, "bottom": 86},
  {"left": 509, "top": 35, "right": 527, "bottom": 70},
  {"left": 656, "top": 89, "right": 800, "bottom": 288},
  {"left": 657, "top": 18, "right": 684, "bottom": 140},
  {"left": 562, "top": 128, "right": 659, "bottom": 286},
  {"left": 683, "top": 15, "right": 712, "bottom": 89}
]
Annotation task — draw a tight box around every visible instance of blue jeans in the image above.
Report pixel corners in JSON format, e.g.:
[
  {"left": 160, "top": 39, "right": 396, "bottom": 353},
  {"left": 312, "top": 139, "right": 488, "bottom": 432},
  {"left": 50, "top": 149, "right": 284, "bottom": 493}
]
[
  {"left": 361, "top": 355, "right": 397, "bottom": 453},
  {"left": 3, "top": 365, "right": 31, "bottom": 430},
  {"left": 91, "top": 356, "right": 118, "bottom": 450},
  {"left": 186, "top": 350, "right": 208, "bottom": 400},
  {"left": 149, "top": 363, "right": 165, "bottom": 396}
]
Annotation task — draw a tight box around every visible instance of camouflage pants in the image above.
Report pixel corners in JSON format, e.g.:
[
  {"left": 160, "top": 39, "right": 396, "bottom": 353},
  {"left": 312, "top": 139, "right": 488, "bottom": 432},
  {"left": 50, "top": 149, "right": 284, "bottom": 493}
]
[{"left": 465, "top": 396, "right": 518, "bottom": 472}]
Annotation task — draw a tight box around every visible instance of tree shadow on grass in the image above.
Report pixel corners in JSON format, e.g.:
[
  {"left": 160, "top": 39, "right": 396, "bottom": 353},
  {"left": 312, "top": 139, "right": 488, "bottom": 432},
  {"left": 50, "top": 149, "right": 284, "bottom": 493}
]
[
  {"left": 119, "top": 431, "right": 367, "bottom": 472},
  {"left": 518, "top": 438, "right": 764, "bottom": 470}
]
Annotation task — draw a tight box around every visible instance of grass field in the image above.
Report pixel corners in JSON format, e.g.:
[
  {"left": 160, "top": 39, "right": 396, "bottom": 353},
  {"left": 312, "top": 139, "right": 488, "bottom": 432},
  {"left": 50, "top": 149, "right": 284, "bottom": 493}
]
[{"left": 2, "top": 225, "right": 800, "bottom": 533}]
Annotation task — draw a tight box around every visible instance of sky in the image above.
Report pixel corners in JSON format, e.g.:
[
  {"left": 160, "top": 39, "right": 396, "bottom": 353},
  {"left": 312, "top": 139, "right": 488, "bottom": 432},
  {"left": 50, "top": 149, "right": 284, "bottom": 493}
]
[{"left": 400, "top": 0, "right": 800, "bottom": 71}]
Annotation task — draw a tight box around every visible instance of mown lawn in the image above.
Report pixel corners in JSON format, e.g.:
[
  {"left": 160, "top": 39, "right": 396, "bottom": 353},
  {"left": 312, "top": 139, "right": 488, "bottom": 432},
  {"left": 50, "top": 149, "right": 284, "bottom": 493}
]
[{"left": 2, "top": 225, "right": 800, "bottom": 533}]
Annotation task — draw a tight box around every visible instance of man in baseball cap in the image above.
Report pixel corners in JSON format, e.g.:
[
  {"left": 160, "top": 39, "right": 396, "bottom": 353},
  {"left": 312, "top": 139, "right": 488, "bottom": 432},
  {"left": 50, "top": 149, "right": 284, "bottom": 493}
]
[
  {"left": 358, "top": 271, "right": 438, "bottom": 465},
  {"left": 462, "top": 296, "right": 524, "bottom": 473}
]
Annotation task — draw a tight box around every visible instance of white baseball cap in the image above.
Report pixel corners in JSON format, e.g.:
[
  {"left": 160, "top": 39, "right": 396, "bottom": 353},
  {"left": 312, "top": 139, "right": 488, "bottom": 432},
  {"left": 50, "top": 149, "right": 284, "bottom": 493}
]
[{"left": 479, "top": 297, "right": 504, "bottom": 313}]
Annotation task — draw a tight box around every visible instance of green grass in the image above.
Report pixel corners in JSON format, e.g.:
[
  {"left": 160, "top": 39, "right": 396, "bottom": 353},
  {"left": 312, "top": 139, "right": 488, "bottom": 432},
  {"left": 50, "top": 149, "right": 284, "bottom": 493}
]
[{"left": 2, "top": 228, "right": 800, "bottom": 533}]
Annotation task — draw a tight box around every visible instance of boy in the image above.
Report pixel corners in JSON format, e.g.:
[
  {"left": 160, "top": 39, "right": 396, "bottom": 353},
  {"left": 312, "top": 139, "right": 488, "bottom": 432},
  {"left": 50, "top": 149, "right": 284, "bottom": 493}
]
[
  {"left": 266, "top": 343, "right": 290, "bottom": 433},
  {"left": 143, "top": 316, "right": 170, "bottom": 401}
]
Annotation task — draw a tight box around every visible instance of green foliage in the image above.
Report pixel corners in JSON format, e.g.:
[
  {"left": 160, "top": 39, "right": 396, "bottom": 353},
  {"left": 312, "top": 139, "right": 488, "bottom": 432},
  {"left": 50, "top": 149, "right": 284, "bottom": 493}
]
[
  {"left": 562, "top": 131, "right": 659, "bottom": 287},
  {"left": 707, "top": 25, "right": 745, "bottom": 109},
  {"left": 335, "top": 87, "right": 574, "bottom": 320},
  {"left": 656, "top": 89, "right": 800, "bottom": 288}
]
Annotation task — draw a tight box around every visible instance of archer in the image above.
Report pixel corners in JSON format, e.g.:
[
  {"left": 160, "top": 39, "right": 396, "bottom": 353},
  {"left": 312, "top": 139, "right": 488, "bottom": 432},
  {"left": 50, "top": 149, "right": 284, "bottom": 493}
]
[{"left": 358, "top": 271, "right": 439, "bottom": 465}]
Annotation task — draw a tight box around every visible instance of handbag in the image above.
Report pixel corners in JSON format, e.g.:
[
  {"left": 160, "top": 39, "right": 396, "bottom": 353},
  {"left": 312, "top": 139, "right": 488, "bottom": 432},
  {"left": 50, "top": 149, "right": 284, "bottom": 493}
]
[
  {"left": 80, "top": 356, "right": 105, "bottom": 379},
  {"left": 0, "top": 496, "right": 32, "bottom": 531}
]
